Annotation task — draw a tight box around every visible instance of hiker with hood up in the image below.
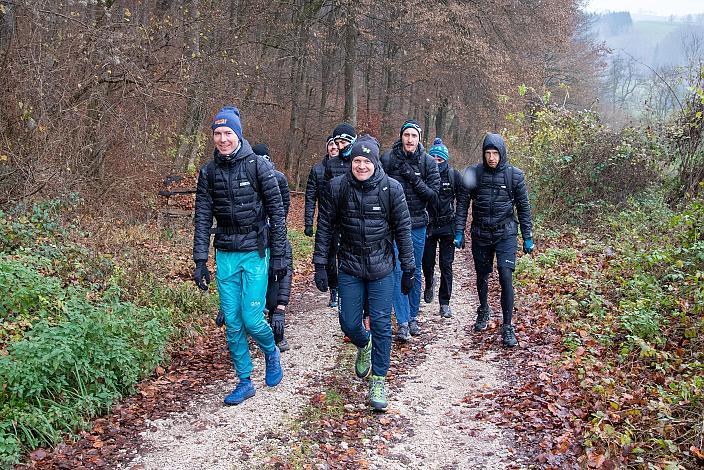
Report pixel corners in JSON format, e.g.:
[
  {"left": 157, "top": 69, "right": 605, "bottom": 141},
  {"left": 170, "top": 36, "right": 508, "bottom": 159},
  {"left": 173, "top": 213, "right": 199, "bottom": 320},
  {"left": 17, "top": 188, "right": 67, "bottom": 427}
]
[
  {"left": 454, "top": 133, "right": 534, "bottom": 347},
  {"left": 192, "top": 106, "right": 286, "bottom": 405},
  {"left": 313, "top": 135, "right": 415, "bottom": 411}
]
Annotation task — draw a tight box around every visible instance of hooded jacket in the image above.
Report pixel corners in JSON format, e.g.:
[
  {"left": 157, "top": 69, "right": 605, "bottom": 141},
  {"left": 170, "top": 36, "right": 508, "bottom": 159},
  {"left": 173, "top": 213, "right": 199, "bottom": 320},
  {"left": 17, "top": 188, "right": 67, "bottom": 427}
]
[
  {"left": 455, "top": 133, "right": 532, "bottom": 243},
  {"left": 313, "top": 165, "right": 414, "bottom": 280},
  {"left": 380, "top": 140, "right": 441, "bottom": 229},
  {"left": 193, "top": 139, "right": 287, "bottom": 267}
]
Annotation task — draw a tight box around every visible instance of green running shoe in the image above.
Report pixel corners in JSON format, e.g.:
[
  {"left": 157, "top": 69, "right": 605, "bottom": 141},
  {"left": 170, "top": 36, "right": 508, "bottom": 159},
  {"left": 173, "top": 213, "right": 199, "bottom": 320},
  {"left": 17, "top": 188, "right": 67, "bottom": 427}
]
[
  {"left": 368, "top": 375, "right": 388, "bottom": 412},
  {"left": 355, "top": 335, "right": 372, "bottom": 378}
]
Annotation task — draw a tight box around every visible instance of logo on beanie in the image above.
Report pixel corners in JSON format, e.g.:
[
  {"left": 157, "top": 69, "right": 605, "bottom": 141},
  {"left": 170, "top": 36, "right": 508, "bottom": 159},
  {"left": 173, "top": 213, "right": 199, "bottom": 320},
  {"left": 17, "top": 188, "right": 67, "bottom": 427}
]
[
  {"left": 363, "top": 146, "right": 371, "bottom": 154},
  {"left": 214, "top": 118, "right": 227, "bottom": 126}
]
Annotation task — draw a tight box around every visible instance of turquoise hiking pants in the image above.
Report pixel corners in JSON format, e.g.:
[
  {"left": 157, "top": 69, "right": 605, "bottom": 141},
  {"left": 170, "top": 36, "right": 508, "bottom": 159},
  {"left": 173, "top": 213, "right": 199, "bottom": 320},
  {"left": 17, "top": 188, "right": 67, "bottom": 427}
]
[{"left": 216, "top": 249, "right": 275, "bottom": 380}]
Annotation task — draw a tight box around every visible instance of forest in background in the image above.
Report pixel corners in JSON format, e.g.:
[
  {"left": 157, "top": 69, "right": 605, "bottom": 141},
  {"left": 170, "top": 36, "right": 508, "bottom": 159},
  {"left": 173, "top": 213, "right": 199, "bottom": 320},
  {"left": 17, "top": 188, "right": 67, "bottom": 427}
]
[{"left": 0, "top": 0, "right": 599, "bottom": 210}]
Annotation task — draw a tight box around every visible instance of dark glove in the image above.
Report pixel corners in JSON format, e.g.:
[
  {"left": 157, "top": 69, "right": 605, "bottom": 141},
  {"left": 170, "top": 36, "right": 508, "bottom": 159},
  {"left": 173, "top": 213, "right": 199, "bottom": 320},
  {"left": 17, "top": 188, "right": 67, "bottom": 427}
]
[
  {"left": 271, "top": 307, "right": 285, "bottom": 337},
  {"left": 215, "top": 309, "right": 225, "bottom": 327},
  {"left": 193, "top": 261, "right": 210, "bottom": 291},
  {"left": 314, "top": 264, "right": 328, "bottom": 292},
  {"left": 453, "top": 230, "right": 465, "bottom": 249},
  {"left": 272, "top": 267, "right": 289, "bottom": 282},
  {"left": 523, "top": 238, "right": 535, "bottom": 254},
  {"left": 401, "top": 270, "right": 414, "bottom": 295},
  {"left": 270, "top": 257, "right": 287, "bottom": 281},
  {"left": 304, "top": 225, "right": 314, "bottom": 237},
  {"left": 398, "top": 161, "right": 418, "bottom": 183}
]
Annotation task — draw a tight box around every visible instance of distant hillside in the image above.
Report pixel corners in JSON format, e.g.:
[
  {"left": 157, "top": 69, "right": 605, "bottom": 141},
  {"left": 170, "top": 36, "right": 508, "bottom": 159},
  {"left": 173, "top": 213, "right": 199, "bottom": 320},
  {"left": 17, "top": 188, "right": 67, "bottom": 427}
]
[{"left": 593, "top": 12, "right": 704, "bottom": 68}]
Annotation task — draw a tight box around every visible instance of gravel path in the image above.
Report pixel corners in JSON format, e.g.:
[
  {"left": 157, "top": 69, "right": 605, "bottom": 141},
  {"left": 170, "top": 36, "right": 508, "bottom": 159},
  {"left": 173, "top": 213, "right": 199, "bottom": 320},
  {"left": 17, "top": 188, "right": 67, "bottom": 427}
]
[{"left": 126, "top": 250, "right": 517, "bottom": 469}]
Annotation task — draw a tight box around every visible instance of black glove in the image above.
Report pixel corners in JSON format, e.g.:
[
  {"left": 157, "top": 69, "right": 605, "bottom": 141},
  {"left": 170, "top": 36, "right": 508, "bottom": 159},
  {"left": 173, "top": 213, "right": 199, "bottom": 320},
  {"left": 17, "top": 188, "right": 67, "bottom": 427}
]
[
  {"left": 271, "top": 307, "right": 285, "bottom": 337},
  {"left": 314, "top": 264, "right": 328, "bottom": 292},
  {"left": 193, "top": 261, "right": 210, "bottom": 291},
  {"left": 215, "top": 309, "right": 225, "bottom": 327},
  {"left": 304, "top": 225, "right": 314, "bottom": 237},
  {"left": 401, "top": 270, "right": 414, "bottom": 295},
  {"left": 398, "top": 161, "right": 415, "bottom": 181}
]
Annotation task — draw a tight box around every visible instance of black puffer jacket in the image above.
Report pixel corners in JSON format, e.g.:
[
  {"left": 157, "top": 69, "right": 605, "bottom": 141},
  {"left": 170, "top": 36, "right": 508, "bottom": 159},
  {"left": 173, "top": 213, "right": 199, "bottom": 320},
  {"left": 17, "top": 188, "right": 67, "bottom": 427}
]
[
  {"left": 428, "top": 163, "right": 463, "bottom": 237},
  {"left": 380, "top": 140, "right": 440, "bottom": 229},
  {"left": 313, "top": 166, "right": 414, "bottom": 280},
  {"left": 455, "top": 133, "right": 532, "bottom": 244},
  {"left": 193, "top": 139, "right": 286, "bottom": 268},
  {"left": 274, "top": 169, "right": 291, "bottom": 219},
  {"left": 304, "top": 157, "right": 327, "bottom": 228}
]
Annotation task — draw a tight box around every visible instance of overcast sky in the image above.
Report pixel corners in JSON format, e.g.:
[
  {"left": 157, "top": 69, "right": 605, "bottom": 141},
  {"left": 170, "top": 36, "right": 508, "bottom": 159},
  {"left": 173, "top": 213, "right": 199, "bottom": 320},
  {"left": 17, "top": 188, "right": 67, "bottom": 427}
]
[{"left": 583, "top": 0, "right": 704, "bottom": 16}]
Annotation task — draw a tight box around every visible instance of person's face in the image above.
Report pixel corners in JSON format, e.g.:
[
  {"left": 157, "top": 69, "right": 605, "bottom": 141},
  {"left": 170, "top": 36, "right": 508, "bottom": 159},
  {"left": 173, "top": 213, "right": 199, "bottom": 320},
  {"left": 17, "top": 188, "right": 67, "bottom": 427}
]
[
  {"left": 485, "top": 149, "right": 500, "bottom": 169},
  {"left": 352, "top": 156, "right": 374, "bottom": 181},
  {"left": 213, "top": 127, "right": 239, "bottom": 155},
  {"left": 402, "top": 129, "right": 420, "bottom": 153},
  {"left": 335, "top": 139, "right": 351, "bottom": 152},
  {"left": 327, "top": 140, "right": 339, "bottom": 157},
  {"left": 435, "top": 156, "right": 445, "bottom": 165}
]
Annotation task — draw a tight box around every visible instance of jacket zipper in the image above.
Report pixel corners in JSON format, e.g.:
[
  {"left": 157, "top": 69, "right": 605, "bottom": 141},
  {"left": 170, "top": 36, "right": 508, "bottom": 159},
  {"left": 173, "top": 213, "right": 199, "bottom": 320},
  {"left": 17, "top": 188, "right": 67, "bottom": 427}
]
[{"left": 359, "top": 188, "right": 367, "bottom": 279}]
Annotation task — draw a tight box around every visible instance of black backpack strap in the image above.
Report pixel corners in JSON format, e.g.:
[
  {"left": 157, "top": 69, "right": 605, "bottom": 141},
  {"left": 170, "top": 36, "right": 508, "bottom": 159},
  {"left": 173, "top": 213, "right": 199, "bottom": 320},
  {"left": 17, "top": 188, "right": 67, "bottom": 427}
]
[
  {"left": 504, "top": 165, "right": 514, "bottom": 202},
  {"left": 245, "top": 155, "right": 260, "bottom": 194},
  {"left": 207, "top": 161, "right": 215, "bottom": 197}
]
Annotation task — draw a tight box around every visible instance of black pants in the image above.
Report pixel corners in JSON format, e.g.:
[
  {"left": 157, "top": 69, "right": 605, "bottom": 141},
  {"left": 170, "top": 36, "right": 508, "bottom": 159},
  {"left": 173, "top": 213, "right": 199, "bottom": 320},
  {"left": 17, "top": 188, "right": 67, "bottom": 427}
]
[
  {"left": 421, "top": 233, "right": 455, "bottom": 305},
  {"left": 327, "top": 231, "right": 339, "bottom": 290},
  {"left": 471, "top": 236, "right": 516, "bottom": 325}
]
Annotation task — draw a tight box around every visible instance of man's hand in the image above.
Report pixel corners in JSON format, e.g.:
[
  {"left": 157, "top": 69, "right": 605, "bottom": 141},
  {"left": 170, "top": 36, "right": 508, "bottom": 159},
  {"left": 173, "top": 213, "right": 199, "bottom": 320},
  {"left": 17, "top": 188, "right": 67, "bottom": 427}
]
[
  {"left": 398, "top": 161, "right": 418, "bottom": 183},
  {"left": 271, "top": 307, "right": 285, "bottom": 337},
  {"left": 314, "top": 264, "right": 328, "bottom": 292},
  {"left": 401, "top": 270, "right": 415, "bottom": 295},
  {"left": 215, "top": 309, "right": 225, "bottom": 327},
  {"left": 453, "top": 230, "right": 465, "bottom": 249},
  {"left": 304, "top": 225, "right": 314, "bottom": 237},
  {"left": 193, "top": 261, "right": 210, "bottom": 291},
  {"left": 523, "top": 238, "right": 535, "bottom": 254}
]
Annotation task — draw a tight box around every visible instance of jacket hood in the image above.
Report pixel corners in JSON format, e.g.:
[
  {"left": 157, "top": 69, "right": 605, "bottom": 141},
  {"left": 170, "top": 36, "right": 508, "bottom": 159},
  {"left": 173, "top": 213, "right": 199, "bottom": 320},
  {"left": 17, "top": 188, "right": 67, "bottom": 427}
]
[{"left": 482, "top": 133, "right": 507, "bottom": 170}]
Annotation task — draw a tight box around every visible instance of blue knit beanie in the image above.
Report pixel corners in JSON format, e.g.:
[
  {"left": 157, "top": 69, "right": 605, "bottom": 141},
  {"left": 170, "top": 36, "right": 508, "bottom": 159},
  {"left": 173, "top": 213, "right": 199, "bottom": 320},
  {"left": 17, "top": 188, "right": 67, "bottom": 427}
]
[
  {"left": 400, "top": 119, "right": 422, "bottom": 138},
  {"left": 211, "top": 106, "right": 243, "bottom": 142},
  {"left": 429, "top": 137, "right": 449, "bottom": 161}
]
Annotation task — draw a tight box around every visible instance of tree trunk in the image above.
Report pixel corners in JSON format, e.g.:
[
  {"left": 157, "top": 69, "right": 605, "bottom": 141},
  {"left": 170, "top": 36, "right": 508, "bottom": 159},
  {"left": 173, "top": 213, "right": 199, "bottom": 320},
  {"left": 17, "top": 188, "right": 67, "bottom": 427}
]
[{"left": 343, "top": 1, "right": 357, "bottom": 126}]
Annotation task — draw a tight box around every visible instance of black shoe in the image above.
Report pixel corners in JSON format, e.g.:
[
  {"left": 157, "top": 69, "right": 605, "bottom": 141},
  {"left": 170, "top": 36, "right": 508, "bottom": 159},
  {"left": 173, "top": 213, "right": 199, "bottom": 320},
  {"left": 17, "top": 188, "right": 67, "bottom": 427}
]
[
  {"left": 396, "top": 323, "right": 410, "bottom": 342},
  {"left": 423, "top": 278, "right": 434, "bottom": 303},
  {"left": 439, "top": 304, "right": 452, "bottom": 318},
  {"left": 409, "top": 319, "right": 421, "bottom": 336},
  {"left": 277, "top": 337, "right": 290, "bottom": 352},
  {"left": 501, "top": 324, "right": 518, "bottom": 347},
  {"left": 473, "top": 305, "right": 491, "bottom": 332}
]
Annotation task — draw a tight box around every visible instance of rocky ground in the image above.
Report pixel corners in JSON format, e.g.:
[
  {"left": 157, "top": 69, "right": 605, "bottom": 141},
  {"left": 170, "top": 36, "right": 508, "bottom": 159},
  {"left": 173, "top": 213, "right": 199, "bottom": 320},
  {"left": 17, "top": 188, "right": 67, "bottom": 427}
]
[{"left": 29, "top": 248, "right": 533, "bottom": 469}]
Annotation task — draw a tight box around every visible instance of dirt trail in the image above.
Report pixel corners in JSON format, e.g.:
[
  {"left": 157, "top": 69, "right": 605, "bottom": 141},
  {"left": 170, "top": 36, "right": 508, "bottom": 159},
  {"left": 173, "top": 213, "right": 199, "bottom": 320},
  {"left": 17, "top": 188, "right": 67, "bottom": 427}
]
[{"left": 124, "top": 249, "right": 520, "bottom": 469}]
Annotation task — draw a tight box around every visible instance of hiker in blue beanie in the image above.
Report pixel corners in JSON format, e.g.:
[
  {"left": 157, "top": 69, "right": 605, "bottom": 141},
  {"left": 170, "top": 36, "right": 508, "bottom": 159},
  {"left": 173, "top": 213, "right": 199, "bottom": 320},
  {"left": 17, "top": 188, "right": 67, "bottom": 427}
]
[
  {"left": 193, "top": 106, "right": 286, "bottom": 405},
  {"left": 313, "top": 135, "right": 414, "bottom": 411},
  {"left": 380, "top": 120, "right": 441, "bottom": 341},
  {"left": 455, "top": 133, "right": 534, "bottom": 347},
  {"left": 422, "top": 138, "right": 464, "bottom": 318}
]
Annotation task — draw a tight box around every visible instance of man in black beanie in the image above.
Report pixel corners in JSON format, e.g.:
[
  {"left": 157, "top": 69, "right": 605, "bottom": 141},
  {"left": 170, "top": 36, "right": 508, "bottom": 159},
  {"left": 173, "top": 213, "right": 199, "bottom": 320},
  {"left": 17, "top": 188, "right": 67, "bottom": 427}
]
[
  {"left": 381, "top": 120, "right": 440, "bottom": 341},
  {"left": 313, "top": 134, "right": 414, "bottom": 411},
  {"left": 305, "top": 135, "right": 340, "bottom": 307}
]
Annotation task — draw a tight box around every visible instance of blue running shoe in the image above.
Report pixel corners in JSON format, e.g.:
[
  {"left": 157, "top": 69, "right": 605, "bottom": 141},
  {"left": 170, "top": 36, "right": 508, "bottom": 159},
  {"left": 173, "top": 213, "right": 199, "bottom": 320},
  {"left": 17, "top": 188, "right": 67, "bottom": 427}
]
[
  {"left": 224, "top": 378, "right": 255, "bottom": 406},
  {"left": 265, "top": 346, "right": 283, "bottom": 387}
]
